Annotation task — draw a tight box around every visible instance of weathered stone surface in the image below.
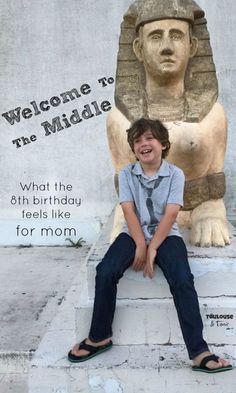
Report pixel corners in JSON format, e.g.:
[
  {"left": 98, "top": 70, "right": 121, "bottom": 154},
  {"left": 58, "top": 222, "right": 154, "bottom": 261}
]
[
  {"left": 28, "top": 366, "right": 236, "bottom": 393},
  {"left": 183, "top": 172, "right": 225, "bottom": 210},
  {"left": 87, "top": 221, "right": 236, "bottom": 299},
  {"left": 75, "top": 300, "right": 236, "bottom": 346}
]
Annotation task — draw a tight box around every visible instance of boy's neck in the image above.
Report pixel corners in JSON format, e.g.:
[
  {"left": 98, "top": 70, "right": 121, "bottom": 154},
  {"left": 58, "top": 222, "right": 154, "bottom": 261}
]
[{"left": 140, "top": 159, "right": 162, "bottom": 177}]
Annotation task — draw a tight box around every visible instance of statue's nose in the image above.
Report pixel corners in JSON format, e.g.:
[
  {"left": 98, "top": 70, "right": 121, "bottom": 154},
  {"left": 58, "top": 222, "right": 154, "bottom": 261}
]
[
  {"left": 160, "top": 47, "right": 174, "bottom": 56},
  {"left": 159, "top": 35, "right": 174, "bottom": 55}
]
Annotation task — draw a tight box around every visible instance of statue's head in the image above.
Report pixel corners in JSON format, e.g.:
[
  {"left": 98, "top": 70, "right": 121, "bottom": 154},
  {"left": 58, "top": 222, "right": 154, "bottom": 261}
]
[
  {"left": 133, "top": 18, "right": 198, "bottom": 87},
  {"left": 115, "top": 0, "right": 218, "bottom": 122}
]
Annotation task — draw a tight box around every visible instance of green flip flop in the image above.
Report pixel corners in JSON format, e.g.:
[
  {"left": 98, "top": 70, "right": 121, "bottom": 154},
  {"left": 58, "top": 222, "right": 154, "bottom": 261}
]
[
  {"left": 68, "top": 339, "right": 113, "bottom": 363},
  {"left": 192, "top": 354, "right": 233, "bottom": 374}
]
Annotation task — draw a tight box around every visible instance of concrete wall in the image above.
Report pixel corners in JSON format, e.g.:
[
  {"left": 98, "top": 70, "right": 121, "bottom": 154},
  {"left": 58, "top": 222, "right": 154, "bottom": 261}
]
[
  {"left": 197, "top": 0, "right": 236, "bottom": 221},
  {"left": 0, "top": 0, "right": 235, "bottom": 246}
]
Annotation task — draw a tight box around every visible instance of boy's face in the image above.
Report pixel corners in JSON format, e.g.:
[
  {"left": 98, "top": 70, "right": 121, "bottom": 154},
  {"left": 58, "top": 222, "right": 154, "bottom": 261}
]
[{"left": 133, "top": 129, "right": 165, "bottom": 165}]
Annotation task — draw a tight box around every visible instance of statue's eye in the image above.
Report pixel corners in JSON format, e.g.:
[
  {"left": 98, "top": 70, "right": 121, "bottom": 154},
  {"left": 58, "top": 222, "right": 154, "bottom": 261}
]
[
  {"left": 151, "top": 33, "right": 162, "bottom": 40},
  {"left": 170, "top": 32, "right": 183, "bottom": 40}
]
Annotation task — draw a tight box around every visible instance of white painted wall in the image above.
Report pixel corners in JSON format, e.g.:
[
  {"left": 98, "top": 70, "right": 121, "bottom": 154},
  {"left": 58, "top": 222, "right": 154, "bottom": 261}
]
[
  {"left": 196, "top": 0, "right": 236, "bottom": 221},
  {"left": 0, "top": 0, "right": 235, "bottom": 245}
]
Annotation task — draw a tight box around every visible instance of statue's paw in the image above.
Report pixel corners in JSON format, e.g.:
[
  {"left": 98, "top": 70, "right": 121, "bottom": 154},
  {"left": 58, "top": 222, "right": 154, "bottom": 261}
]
[{"left": 190, "top": 218, "right": 230, "bottom": 247}]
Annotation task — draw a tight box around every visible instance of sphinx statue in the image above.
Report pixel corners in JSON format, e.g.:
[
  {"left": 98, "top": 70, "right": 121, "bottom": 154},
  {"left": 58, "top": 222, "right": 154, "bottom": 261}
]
[{"left": 107, "top": 0, "right": 230, "bottom": 247}]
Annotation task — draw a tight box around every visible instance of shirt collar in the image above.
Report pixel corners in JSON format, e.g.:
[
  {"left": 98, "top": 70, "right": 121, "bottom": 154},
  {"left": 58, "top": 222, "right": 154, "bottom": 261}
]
[{"left": 131, "top": 160, "right": 170, "bottom": 179}]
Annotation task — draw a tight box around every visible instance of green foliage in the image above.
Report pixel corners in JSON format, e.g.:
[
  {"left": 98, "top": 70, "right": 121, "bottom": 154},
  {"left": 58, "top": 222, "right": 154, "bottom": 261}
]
[{"left": 65, "top": 237, "right": 86, "bottom": 248}]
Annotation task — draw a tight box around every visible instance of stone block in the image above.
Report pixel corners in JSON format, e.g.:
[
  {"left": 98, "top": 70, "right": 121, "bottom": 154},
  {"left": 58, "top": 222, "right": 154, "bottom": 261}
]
[
  {"left": 28, "top": 359, "right": 236, "bottom": 393},
  {"left": 87, "top": 225, "right": 236, "bottom": 300},
  {"left": 75, "top": 298, "right": 236, "bottom": 346},
  {"left": 88, "top": 257, "right": 236, "bottom": 300}
]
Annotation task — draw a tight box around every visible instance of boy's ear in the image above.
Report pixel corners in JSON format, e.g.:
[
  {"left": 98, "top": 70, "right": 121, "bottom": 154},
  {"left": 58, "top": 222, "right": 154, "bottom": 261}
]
[{"left": 133, "top": 38, "right": 143, "bottom": 62}]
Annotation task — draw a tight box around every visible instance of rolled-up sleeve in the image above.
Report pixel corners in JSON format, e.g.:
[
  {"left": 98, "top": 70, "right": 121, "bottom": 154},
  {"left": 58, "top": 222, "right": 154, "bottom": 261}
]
[
  {"left": 119, "top": 168, "right": 134, "bottom": 204},
  {"left": 167, "top": 168, "right": 185, "bottom": 206}
]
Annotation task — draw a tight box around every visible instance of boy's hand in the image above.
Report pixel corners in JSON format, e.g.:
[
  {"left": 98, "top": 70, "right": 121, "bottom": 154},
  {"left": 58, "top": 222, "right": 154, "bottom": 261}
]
[
  {"left": 143, "top": 246, "right": 157, "bottom": 279},
  {"left": 132, "top": 244, "right": 147, "bottom": 271}
]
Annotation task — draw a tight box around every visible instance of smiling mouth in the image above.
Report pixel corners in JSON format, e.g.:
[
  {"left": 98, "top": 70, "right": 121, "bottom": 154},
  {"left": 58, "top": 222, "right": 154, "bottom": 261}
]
[{"left": 141, "top": 149, "right": 152, "bottom": 155}]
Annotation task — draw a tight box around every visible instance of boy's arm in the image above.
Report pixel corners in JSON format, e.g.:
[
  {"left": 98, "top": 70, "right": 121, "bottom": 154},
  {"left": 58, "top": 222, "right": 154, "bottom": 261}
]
[
  {"left": 121, "top": 202, "right": 147, "bottom": 271},
  {"left": 144, "top": 167, "right": 185, "bottom": 279},
  {"left": 149, "top": 204, "right": 181, "bottom": 249},
  {"left": 143, "top": 204, "right": 181, "bottom": 278}
]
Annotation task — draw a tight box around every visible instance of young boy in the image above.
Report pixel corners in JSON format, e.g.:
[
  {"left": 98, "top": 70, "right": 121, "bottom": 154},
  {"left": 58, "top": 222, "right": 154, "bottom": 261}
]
[{"left": 68, "top": 118, "right": 232, "bottom": 373}]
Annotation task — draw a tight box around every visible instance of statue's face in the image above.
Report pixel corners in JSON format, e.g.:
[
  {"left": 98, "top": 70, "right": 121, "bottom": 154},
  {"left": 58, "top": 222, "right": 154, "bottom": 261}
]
[{"left": 137, "top": 19, "right": 193, "bottom": 81}]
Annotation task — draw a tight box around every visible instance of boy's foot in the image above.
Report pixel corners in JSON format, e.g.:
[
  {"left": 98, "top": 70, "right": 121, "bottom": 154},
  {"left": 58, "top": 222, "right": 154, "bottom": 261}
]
[
  {"left": 68, "top": 338, "right": 112, "bottom": 363},
  {"left": 192, "top": 351, "right": 232, "bottom": 373}
]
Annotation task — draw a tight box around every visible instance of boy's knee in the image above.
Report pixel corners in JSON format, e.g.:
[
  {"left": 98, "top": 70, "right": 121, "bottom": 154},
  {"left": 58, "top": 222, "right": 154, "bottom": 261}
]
[{"left": 96, "top": 260, "right": 119, "bottom": 283}]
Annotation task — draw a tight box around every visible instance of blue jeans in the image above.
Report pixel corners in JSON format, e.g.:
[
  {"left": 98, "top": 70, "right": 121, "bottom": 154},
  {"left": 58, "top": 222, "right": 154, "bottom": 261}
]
[{"left": 88, "top": 233, "right": 209, "bottom": 359}]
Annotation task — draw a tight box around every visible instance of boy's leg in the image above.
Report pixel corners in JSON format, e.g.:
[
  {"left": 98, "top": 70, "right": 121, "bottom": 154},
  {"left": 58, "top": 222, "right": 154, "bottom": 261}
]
[
  {"left": 156, "top": 236, "right": 209, "bottom": 360},
  {"left": 88, "top": 232, "right": 136, "bottom": 342}
]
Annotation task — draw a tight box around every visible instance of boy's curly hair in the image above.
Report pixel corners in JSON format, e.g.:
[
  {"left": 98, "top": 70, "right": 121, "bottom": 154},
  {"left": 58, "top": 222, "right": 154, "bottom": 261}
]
[{"left": 126, "top": 118, "right": 171, "bottom": 158}]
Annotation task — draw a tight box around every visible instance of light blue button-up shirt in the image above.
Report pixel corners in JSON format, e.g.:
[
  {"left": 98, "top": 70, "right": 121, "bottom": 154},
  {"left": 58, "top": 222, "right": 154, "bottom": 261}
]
[{"left": 119, "top": 160, "right": 185, "bottom": 243}]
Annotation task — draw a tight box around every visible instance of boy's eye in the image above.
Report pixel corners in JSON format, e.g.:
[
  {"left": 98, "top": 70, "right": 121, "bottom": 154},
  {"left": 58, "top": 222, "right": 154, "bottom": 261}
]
[
  {"left": 134, "top": 134, "right": 154, "bottom": 144},
  {"left": 145, "top": 135, "right": 154, "bottom": 140}
]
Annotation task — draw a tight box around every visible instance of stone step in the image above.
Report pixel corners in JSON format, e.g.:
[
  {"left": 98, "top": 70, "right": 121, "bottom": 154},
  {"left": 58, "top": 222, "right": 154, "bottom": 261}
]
[
  {"left": 87, "top": 223, "right": 236, "bottom": 300},
  {"left": 75, "top": 298, "right": 236, "bottom": 346},
  {"left": 0, "top": 350, "right": 32, "bottom": 374},
  {"left": 29, "top": 298, "right": 236, "bottom": 391},
  {"left": 27, "top": 220, "right": 236, "bottom": 392},
  {"left": 87, "top": 258, "right": 236, "bottom": 300},
  {"left": 28, "top": 364, "right": 236, "bottom": 393},
  {"left": 29, "top": 339, "right": 236, "bottom": 393},
  {"left": 32, "top": 343, "right": 236, "bottom": 370},
  {"left": 29, "top": 296, "right": 236, "bottom": 373}
]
